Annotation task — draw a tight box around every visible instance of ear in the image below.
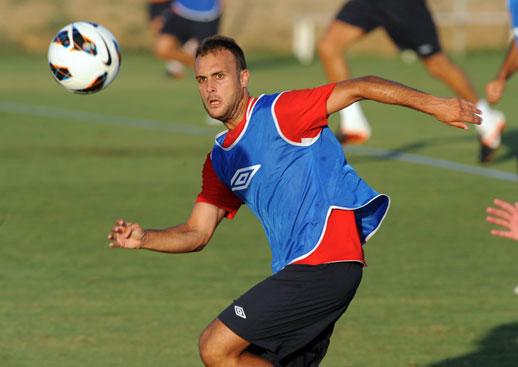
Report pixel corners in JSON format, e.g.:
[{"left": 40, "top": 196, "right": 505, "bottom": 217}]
[{"left": 240, "top": 69, "right": 250, "bottom": 88}]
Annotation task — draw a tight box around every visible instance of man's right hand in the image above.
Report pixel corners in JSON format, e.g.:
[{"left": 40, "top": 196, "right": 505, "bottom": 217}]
[{"left": 108, "top": 219, "right": 145, "bottom": 249}]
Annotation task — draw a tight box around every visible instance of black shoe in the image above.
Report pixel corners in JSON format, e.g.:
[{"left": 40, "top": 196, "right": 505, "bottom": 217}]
[{"left": 479, "top": 143, "right": 498, "bottom": 163}]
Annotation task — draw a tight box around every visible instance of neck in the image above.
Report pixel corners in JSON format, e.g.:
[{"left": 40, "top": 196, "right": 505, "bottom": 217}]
[{"left": 224, "top": 90, "right": 250, "bottom": 130}]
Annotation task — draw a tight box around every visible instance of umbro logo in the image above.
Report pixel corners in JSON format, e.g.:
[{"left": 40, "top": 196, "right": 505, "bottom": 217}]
[
  {"left": 418, "top": 44, "right": 433, "bottom": 55},
  {"left": 230, "top": 164, "right": 261, "bottom": 191},
  {"left": 234, "top": 305, "right": 247, "bottom": 319}
]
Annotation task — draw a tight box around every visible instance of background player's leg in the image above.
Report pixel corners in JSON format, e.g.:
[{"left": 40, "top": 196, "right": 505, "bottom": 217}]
[
  {"left": 318, "top": 21, "right": 371, "bottom": 144},
  {"left": 422, "top": 53, "right": 506, "bottom": 162},
  {"left": 318, "top": 20, "right": 365, "bottom": 82},
  {"left": 199, "top": 319, "right": 272, "bottom": 367},
  {"left": 154, "top": 34, "right": 195, "bottom": 74},
  {"left": 147, "top": 2, "right": 184, "bottom": 77},
  {"left": 421, "top": 52, "right": 478, "bottom": 102}
]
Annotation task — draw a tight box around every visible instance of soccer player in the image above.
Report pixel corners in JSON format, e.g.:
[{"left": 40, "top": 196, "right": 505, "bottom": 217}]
[
  {"left": 154, "top": 0, "right": 222, "bottom": 78},
  {"left": 486, "top": 199, "right": 518, "bottom": 241},
  {"left": 485, "top": 0, "right": 518, "bottom": 105},
  {"left": 318, "top": 0, "right": 505, "bottom": 163},
  {"left": 146, "top": 0, "right": 185, "bottom": 76},
  {"left": 108, "top": 36, "right": 481, "bottom": 366},
  {"left": 147, "top": 0, "right": 170, "bottom": 35}
]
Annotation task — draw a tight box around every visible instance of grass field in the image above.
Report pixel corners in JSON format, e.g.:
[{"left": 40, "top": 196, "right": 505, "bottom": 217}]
[{"left": 0, "top": 51, "right": 517, "bottom": 367}]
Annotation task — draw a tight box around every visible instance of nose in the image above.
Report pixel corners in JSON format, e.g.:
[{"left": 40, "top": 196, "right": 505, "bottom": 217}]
[{"left": 206, "top": 78, "right": 216, "bottom": 93}]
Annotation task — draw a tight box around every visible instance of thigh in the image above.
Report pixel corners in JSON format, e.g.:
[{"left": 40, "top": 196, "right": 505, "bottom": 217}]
[
  {"left": 160, "top": 11, "right": 192, "bottom": 44},
  {"left": 381, "top": 0, "right": 442, "bottom": 58},
  {"left": 218, "top": 262, "right": 363, "bottom": 364},
  {"left": 335, "top": 0, "right": 380, "bottom": 33},
  {"left": 321, "top": 20, "right": 368, "bottom": 51},
  {"left": 190, "top": 17, "right": 220, "bottom": 42},
  {"left": 200, "top": 318, "right": 251, "bottom": 358},
  {"left": 147, "top": 1, "right": 170, "bottom": 21}
]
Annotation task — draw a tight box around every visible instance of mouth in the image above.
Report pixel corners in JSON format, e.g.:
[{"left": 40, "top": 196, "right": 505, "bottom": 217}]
[{"left": 208, "top": 96, "right": 221, "bottom": 108}]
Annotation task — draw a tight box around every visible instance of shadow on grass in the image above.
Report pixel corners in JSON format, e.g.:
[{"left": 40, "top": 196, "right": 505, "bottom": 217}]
[
  {"left": 345, "top": 128, "right": 518, "bottom": 170},
  {"left": 493, "top": 128, "right": 518, "bottom": 165},
  {"left": 428, "top": 322, "right": 518, "bottom": 367}
]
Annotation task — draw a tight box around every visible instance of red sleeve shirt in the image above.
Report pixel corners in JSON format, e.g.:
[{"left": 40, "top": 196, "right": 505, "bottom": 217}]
[
  {"left": 195, "top": 153, "right": 242, "bottom": 219},
  {"left": 273, "top": 83, "right": 336, "bottom": 142}
]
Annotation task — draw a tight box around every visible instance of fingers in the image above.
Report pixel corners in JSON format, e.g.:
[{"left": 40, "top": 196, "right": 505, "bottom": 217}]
[
  {"left": 486, "top": 206, "right": 511, "bottom": 220},
  {"left": 442, "top": 99, "right": 481, "bottom": 129},
  {"left": 493, "top": 198, "right": 517, "bottom": 213},
  {"left": 448, "top": 122, "right": 468, "bottom": 130},
  {"left": 486, "top": 215, "right": 510, "bottom": 229},
  {"left": 490, "top": 229, "right": 514, "bottom": 239},
  {"left": 459, "top": 100, "right": 482, "bottom": 125},
  {"left": 108, "top": 218, "right": 129, "bottom": 248}
]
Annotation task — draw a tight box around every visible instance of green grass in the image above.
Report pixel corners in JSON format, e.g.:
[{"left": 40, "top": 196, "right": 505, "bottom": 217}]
[{"left": 0, "top": 51, "right": 517, "bottom": 367}]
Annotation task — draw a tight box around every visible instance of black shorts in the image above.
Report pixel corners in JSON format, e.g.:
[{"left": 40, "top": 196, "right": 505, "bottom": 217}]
[
  {"left": 160, "top": 11, "right": 220, "bottom": 44},
  {"left": 147, "top": 1, "right": 170, "bottom": 21},
  {"left": 218, "top": 262, "right": 362, "bottom": 366},
  {"left": 336, "top": 0, "right": 441, "bottom": 58}
]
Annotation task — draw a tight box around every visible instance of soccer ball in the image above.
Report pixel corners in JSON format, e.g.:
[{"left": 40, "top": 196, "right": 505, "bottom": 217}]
[{"left": 48, "top": 21, "right": 121, "bottom": 94}]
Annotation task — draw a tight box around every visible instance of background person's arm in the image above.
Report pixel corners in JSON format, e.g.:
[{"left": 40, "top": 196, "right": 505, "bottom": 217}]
[
  {"left": 486, "top": 42, "right": 518, "bottom": 104},
  {"left": 486, "top": 198, "right": 518, "bottom": 241}
]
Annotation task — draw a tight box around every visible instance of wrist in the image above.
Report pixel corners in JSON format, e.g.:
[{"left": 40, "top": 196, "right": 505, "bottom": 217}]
[{"left": 139, "top": 230, "right": 147, "bottom": 249}]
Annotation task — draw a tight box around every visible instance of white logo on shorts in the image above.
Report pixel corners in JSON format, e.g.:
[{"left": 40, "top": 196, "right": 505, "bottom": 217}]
[
  {"left": 234, "top": 305, "right": 247, "bottom": 319},
  {"left": 230, "top": 164, "right": 261, "bottom": 191},
  {"left": 417, "top": 44, "right": 433, "bottom": 56}
]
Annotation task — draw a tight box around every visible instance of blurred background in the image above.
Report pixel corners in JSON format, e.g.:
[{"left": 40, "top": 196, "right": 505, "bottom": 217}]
[{"left": 0, "top": 0, "right": 511, "bottom": 57}]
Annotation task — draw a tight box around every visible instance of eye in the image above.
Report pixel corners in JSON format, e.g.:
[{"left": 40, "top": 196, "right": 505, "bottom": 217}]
[
  {"left": 196, "top": 76, "right": 206, "bottom": 84},
  {"left": 215, "top": 72, "right": 224, "bottom": 80}
]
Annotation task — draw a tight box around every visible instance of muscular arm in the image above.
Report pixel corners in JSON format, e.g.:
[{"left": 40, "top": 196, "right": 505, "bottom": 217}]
[
  {"left": 486, "top": 42, "right": 518, "bottom": 104},
  {"left": 108, "top": 202, "right": 227, "bottom": 253},
  {"left": 327, "top": 76, "right": 481, "bottom": 129}
]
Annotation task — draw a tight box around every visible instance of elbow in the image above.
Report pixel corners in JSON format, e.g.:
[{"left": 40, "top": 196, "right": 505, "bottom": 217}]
[
  {"left": 192, "top": 242, "right": 207, "bottom": 252},
  {"left": 191, "top": 232, "right": 212, "bottom": 252}
]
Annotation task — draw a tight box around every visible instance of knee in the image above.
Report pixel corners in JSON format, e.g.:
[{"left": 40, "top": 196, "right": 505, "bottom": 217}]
[
  {"left": 154, "top": 39, "right": 168, "bottom": 59},
  {"left": 422, "top": 53, "right": 450, "bottom": 78},
  {"left": 317, "top": 36, "right": 343, "bottom": 60},
  {"left": 198, "top": 325, "right": 224, "bottom": 367},
  {"left": 154, "top": 36, "right": 175, "bottom": 59}
]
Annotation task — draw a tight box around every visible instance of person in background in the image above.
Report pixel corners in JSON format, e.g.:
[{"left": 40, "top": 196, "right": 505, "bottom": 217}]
[
  {"left": 154, "top": 0, "right": 222, "bottom": 78},
  {"left": 485, "top": 0, "right": 518, "bottom": 105},
  {"left": 147, "top": 0, "right": 185, "bottom": 76},
  {"left": 147, "top": 0, "right": 170, "bottom": 35},
  {"left": 318, "top": 0, "right": 505, "bottom": 163}
]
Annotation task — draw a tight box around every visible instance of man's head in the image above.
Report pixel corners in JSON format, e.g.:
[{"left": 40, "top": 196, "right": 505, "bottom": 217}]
[{"left": 194, "top": 36, "right": 250, "bottom": 124}]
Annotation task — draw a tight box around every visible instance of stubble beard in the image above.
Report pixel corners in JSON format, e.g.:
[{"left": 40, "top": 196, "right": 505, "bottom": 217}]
[{"left": 204, "top": 89, "right": 246, "bottom": 124}]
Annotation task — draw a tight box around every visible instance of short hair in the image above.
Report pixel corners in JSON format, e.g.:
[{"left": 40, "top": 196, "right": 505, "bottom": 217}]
[{"left": 195, "top": 35, "right": 247, "bottom": 71}]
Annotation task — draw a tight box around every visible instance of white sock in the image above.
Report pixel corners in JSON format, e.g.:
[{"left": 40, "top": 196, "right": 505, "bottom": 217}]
[
  {"left": 165, "top": 60, "right": 184, "bottom": 76},
  {"left": 339, "top": 102, "right": 371, "bottom": 135},
  {"left": 476, "top": 99, "right": 504, "bottom": 148}
]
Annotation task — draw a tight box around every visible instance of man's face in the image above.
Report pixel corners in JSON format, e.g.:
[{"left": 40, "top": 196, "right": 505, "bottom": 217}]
[{"left": 195, "top": 49, "right": 249, "bottom": 122}]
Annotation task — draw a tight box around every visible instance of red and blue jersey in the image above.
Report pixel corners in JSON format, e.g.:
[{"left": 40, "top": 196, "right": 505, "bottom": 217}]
[{"left": 197, "top": 84, "right": 389, "bottom": 273}]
